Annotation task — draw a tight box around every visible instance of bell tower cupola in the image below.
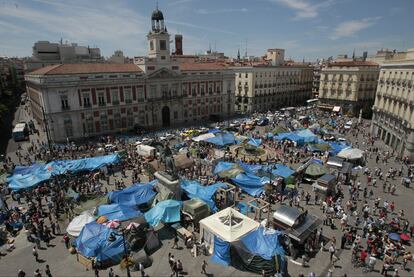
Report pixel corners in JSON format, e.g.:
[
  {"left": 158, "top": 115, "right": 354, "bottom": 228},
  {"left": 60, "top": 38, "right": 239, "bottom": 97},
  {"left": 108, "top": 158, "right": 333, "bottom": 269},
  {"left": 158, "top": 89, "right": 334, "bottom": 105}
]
[{"left": 147, "top": 3, "right": 170, "bottom": 62}]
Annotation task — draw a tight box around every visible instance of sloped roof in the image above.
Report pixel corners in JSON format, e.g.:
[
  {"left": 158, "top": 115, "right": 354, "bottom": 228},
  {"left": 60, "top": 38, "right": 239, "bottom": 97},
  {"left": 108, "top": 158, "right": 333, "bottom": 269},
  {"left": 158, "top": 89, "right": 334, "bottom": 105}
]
[
  {"left": 327, "top": 61, "right": 379, "bottom": 67},
  {"left": 29, "top": 63, "right": 143, "bottom": 75},
  {"left": 180, "top": 62, "right": 228, "bottom": 71}
]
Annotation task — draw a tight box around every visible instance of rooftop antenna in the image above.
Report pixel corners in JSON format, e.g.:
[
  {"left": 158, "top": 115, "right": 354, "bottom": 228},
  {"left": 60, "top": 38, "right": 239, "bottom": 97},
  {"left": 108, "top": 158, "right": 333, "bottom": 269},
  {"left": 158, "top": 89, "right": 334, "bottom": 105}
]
[
  {"left": 156, "top": 0, "right": 158, "bottom": 10},
  {"left": 214, "top": 41, "right": 216, "bottom": 52},
  {"left": 245, "top": 39, "right": 248, "bottom": 58}
]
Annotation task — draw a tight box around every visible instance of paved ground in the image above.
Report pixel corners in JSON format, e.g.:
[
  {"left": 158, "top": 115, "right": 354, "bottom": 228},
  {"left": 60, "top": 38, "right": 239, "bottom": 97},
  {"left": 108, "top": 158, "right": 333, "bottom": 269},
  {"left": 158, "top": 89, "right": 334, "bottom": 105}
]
[{"left": 1, "top": 105, "right": 414, "bottom": 276}]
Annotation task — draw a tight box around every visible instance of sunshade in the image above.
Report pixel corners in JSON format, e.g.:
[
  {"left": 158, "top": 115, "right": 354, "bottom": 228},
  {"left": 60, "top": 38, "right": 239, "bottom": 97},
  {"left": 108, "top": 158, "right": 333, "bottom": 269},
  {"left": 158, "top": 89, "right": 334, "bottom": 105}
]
[
  {"left": 400, "top": 233, "right": 410, "bottom": 241},
  {"left": 66, "top": 210, "right": 96, "bottom": 237},
  {"left": 305, "top": 163, "right": 327, "bottom": 177},
  {"left": 389, "top": 232, "right": 401, "bottom": 241}
]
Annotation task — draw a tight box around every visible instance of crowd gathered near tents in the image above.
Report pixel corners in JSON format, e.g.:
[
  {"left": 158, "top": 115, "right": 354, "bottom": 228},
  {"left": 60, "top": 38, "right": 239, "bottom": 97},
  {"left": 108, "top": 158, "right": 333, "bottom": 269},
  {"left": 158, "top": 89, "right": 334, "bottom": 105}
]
[{"left": 1, "top": 106, "right": 414, "bottom": 276}]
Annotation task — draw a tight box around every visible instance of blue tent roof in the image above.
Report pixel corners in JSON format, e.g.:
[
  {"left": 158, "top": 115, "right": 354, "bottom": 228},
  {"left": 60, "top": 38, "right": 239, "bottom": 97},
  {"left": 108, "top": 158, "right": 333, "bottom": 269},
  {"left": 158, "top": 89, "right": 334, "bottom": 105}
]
[
  {"left": 329, "top": 141, "right": 351, "bottom": 155},
  {"left": 247, "top": 138, "right": 262, "bottom": 147},
  {"left": 295, "top": 129, "right": 317, "bottom": 143},
  {"left": 231, "top": 172, "right": 269, "bottom": 197},
  {"left": 269, "top": 164, "right": 295, "bottom": 179},
  {"left": 241, "top": 227, "right": 285, "bottom": 260},
  {"left": 97, "top": 204, "right": 142, "bottom": 221},
  {"left": 181, "top": 180, "right": 226, "bottom": 211},
  {"left": 8, "top": 154, "right": 120, "bottom": 191},
  {"left": 144, "top": 200, "right": 182, "bottom": 227},
  {"left": 208, "top": 128, "right": 221, "bottom": 134},
  {"left": 213, "top": 161, "right": 236, "bottom": 175},
  {"left": 74, "top": 221, "right": 125, "bottom": 262},
  {"left": 108, "top": 180, "right": 157, "bottom": 206},
  {"left": 206, "top": 133, "right": 235, "bottom": 146},
  {"left": 237, "top": 162, "right": 262, "bottom": 174}
]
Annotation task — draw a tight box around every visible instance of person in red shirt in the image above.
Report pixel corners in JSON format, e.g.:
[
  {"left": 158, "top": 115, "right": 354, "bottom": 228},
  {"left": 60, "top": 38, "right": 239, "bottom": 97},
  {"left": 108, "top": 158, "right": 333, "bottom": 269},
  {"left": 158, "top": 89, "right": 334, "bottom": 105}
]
[
  {"left": 360, "top": 249, "right": 368, "bottom": 265},
  {"left": 390, "top": 202, "right": 395, "bottom": 213}
]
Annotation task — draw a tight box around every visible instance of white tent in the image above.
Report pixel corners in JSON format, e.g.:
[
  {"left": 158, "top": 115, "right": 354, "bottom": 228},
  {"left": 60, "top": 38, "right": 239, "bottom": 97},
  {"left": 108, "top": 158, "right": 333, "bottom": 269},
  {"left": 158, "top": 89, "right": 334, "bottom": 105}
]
[
  {"left": 199, "top": 207, "right": 260, "bottom": 253},
  {"left": 66, "top": 210, "right": 95, "bottom": 237},
  {"left": 337, "top": 148, "right": 364, "bottom": 160},
  {"left": 192, "top": 133, "right": 215, "bottom": 142}
]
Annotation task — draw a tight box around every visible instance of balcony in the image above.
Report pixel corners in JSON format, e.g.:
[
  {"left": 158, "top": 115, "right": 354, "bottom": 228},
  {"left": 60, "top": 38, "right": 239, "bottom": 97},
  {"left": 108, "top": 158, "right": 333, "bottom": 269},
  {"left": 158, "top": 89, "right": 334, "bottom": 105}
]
[
  {"left": 84, "top": 103, "right": 91, "bottom": 108},
  {"left": 61, "top": 105, "right": 70, "bottom": 111},
  {"left": 98, "top": 102, "right": 106, "bottom": 106},
  {"left": 112, "top": 101, "right": 120, "bottom": 105},
  {"left": 125, "top": 99, "right": 132, "bottom": 104}
]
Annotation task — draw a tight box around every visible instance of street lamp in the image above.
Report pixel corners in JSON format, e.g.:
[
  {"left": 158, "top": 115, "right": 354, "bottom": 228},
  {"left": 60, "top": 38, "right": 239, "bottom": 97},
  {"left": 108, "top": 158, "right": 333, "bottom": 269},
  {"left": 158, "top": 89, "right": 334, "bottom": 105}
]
[{"left": 108, "top": 228, "right": 131, "bottom": 277}]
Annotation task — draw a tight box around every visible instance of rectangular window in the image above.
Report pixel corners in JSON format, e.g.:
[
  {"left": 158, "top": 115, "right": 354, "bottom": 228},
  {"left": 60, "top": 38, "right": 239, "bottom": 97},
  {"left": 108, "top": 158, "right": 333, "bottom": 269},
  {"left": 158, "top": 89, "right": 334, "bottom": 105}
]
[
  {"left": 111, "top": 89, "right": 119, "bottom": 104},
  {"left": 60, "top": 95, "right": 69, "bottom": 110},
  {"left": 174, "top": 111, "right": 178, "bottom": 120},
  {"left": 100, "top": 112, "right": 108, "bottom": 132},
  {"left": 160, "top": 40, "right": 167, "bottom": 50},
  {"left": 150, "top": 85, "right": 157, "bottom": 99},
  {"left": 137, "top": 87, "right": 145, "bottom": 101},
  {"left": 98, "top": 91, "right": 105, "bottom": 106},
  {"left": 83, "top": 93, "right": 91, "bottom": 107},
  {"left": 182, "top": 84, "right": 187, "bottom": 96},
  {"left": 124, "top": 88, "right": 132, "bottom": 103},
  {"left": 114, "top": 110, "right": 121, "bottom": 129}
]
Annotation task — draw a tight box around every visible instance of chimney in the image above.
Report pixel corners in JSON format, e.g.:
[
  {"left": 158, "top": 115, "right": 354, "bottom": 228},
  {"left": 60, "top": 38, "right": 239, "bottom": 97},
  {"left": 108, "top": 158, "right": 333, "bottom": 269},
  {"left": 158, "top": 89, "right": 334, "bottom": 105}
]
[{"left": 175, "top": 34, "right": 183, "bottom": 55}]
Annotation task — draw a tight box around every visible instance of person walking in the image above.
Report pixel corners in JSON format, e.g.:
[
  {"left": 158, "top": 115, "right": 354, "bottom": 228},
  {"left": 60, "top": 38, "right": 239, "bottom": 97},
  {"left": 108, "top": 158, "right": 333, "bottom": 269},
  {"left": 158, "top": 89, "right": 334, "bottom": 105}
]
[
  {"left": 45, "top": 265, "right": 52, "bottom": 277},
  {"left": 139, "top": 262, "right": 145, "bottom": 277},
  {"left": 108, "top": 268, "right": 114, "bottom": 277},
  {"left": 17, "top": 269, "right": 26, "bottom": 277},
  {"left": 172, "top": 234, "right": 179, "bottom": 249},
  {"left": 33, "top": 246, "right": 40, "bottom": 262},
  {"left": 201, "top": 260, "right": 208, "bottom": 275},
  {"left": 34, "top": 269, "right": 42, "bottom": 277}
]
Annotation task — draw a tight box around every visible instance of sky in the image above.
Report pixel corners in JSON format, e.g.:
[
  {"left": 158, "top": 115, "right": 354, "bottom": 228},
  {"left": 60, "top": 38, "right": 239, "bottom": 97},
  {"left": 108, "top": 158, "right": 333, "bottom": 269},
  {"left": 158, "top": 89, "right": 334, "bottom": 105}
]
[{"left": 0, "top": 0, "right": 413, "bottom": 61}]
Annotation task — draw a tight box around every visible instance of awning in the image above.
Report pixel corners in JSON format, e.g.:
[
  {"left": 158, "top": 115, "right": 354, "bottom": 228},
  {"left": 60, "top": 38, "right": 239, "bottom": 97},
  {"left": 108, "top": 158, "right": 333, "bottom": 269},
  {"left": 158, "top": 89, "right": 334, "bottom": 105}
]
[{"left": 332, "top": 106, "right": 341, "bottom": 112}]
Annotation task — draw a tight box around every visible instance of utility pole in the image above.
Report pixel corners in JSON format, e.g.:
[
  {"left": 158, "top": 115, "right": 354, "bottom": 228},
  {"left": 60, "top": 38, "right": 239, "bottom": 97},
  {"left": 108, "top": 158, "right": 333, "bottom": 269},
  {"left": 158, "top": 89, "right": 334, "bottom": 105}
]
[{"left": 41, "top": 105, "right": 52, "bottom": 151}]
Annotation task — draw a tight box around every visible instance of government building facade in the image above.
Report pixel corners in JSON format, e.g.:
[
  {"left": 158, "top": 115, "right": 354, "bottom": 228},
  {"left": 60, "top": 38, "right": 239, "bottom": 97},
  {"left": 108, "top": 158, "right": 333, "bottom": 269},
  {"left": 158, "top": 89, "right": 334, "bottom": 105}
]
[{"left": 25, "top": 8, "right": 234, "bottom": 142}]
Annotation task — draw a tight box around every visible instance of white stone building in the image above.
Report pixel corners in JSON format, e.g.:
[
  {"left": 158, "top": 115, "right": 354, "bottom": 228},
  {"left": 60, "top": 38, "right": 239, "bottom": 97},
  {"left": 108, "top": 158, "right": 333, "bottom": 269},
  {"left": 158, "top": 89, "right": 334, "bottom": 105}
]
[
  {"left": 25, "top": 8, "right": 234, "bottom": 142},
  {"left": 371, "top": 48, "right": 414, "bottom": 159},
  {"left": 318, "top": 61, "right": 379, "bottom": 114}
]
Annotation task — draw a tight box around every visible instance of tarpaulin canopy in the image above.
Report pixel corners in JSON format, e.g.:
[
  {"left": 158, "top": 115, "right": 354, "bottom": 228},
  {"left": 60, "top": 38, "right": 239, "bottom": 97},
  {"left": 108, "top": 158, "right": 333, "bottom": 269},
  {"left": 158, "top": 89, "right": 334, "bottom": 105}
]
[
  {"left": 181, "top": 180, "right": 226, "bottom": 212},
  {"left": 74, "top": 221, "right": 125, "bottom": 262},
  {"left": 305, "top": 163, "right": 327, "bottom": 177},
  {"left": 144, "top": 200, "right": 182, "bottom": 227},
  {"left": 329, "top": 141, "right": 350, "bottom": 155},
  {"left": 265, "top": 164, "right": 295, "bottom": 179},
  {"left": 212, "top": 236, "right": 231, "bottom": 266},
  {"left": 247, "top": 138, "right": 262, "bottom": 147},
  {"left": 231, "top": 173, "right": 269, "bottom": 197},
  {"left": 214, "top": 162, "right": 245, "bottom": 178},
  {"left": 240, "top": 227, "right": 285, "bottom": 260},
  {"left": 206, "top": 133, "right": 236, "bottom": 146},
  {"left": 97, "top": 203, "right": 142, "bottom": 221},
  {"left": 8, "top": 154, "right": 120, "bottom": 191},
  {"left": 192, "top": 133, "right": 216, "bottom": 142},
  {"left": 66, "top": 210, "right": 96, "bottom": 237},
  {"left": 108, "top": 180, "right": 157, "bottom": 207},
  {"left": 337, "top": 148, "right": 364, "bottom": 160},
  {"left": 295, "top": 129, "right": 317, "bottom": 143},
  {"left": 238, "top": 162, "right": 262, "bottom": 175}
]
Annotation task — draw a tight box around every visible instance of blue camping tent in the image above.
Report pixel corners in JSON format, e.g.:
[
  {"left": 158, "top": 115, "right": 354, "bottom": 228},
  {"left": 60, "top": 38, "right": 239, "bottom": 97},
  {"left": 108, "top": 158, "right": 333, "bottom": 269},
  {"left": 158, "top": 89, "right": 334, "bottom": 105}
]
[
  {"left": 144, "top": 200, "right": 182, "bottom": 227},
  {"left": 108, "top": 180, "right": 157, "bottom": 206},
  {"left": 75, "top": 221, "right": 125, "bottom": 263},
  {"left": 241, "top": 227, "right": 285, "bottom": 260},
  {"left": 8, "top": 154, "right": 120, "bottom": 191},
  {"left": 231, "top": 173, "right": 269, "bottom": 197},
  {"left": 97, "top": 204, "right": 142, "bottom": 221},
  {"left": 181, "top": 180, "right": 226, "bottom": 211}
]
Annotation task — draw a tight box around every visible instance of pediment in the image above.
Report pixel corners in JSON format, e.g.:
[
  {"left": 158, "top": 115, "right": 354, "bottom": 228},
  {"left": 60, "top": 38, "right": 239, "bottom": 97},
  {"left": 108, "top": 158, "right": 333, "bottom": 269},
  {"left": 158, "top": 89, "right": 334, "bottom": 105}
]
[{"left": 147, "top": 67, "right": 180, "bottom": 79}]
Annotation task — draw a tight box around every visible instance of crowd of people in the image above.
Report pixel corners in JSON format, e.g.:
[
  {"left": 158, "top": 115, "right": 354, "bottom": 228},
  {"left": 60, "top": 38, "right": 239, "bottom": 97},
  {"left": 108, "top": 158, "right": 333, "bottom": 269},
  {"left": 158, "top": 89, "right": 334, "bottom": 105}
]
[{"left": 1, "top": 105, "right": 414, "bottom": 277}]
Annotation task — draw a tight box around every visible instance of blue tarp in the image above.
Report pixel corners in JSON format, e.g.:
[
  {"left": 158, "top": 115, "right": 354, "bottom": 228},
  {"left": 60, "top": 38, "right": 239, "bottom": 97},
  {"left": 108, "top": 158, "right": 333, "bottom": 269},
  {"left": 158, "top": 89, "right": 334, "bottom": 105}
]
[
  {"left": 181, "top": 180, "right": 226, "bottom": 212},
  {"left": 144, "top": 200, "right": 182, "bottom": 227},
  {"left": 213, "top": 162, "right": 236, "bottom": 175},
  {"left": 212, "top": 236, "right": 231, "bottom": 266},
  {"left": 97, "top": 204, "right": 142, "bottom": 221},
  {"left": 241, "top": 227, "right": 285, "bottom": 260},
  {"left": 238, "top": 162, "right": 262, "bottom": 175},
  {"left": 8, "top": 154, "right": 120, "bottom": 191},
  {"left": 208, "top": 128, "right": 221, "bottom": 134},
  {"left": 206, "top": 133, "right": 236, "bottom": 146},
  {"left": 247, "top": 138, "right": 262, "bottom": 147},
  {"left": 296, "top": 129, "right": 317, "bottom": 143},
  {"left": 270, "top": 164, "right": 295, "bottom": 179},
  {"left": 329, "top": 141, "right": 351, "bottom": 155},
  {"left": 231, "top": 172, "right": 269, "bottom": 197},
  {"left": 108, "top": 180, "right": 157, "bottom": 206},
  {"left": 74, "top": 221, "right": 125, "bottom": 262}
]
